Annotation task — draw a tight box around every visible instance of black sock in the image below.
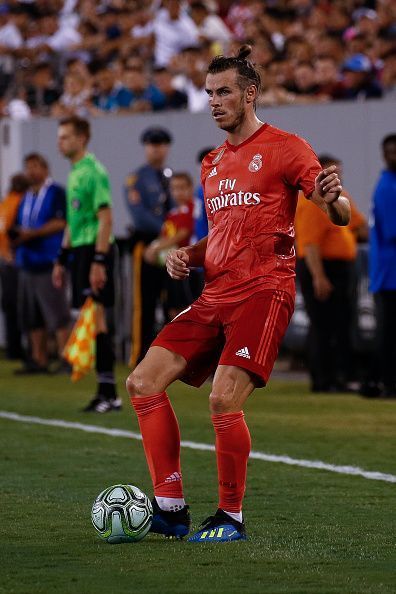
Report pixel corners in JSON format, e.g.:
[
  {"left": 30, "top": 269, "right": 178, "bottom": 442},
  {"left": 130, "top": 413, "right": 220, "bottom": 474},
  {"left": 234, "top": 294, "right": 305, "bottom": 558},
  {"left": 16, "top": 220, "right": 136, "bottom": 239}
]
[{"left": 96, "top": 333, "right": 117, "bottom": 399}]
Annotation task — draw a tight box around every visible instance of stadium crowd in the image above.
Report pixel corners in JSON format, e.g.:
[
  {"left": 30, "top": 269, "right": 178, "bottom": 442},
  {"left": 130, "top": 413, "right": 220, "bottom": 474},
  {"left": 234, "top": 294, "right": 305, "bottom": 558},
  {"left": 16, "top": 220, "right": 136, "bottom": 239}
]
[{"left": 0, "top": 0, "right": 395, "bottom": 119}]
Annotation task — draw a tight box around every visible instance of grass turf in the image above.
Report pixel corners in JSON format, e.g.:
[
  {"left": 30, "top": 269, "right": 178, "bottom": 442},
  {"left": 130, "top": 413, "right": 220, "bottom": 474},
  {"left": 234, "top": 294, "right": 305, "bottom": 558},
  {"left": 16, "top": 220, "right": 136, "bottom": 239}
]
[{"left": 0, "top": 360, "right": 395, "bottom": 593}]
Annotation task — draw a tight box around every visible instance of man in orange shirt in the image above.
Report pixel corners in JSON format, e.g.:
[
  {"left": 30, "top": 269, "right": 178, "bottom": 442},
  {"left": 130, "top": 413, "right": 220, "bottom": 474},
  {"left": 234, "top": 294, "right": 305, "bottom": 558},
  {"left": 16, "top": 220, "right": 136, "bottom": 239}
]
[
  {"left": 295, "top": 154, "right": 367, "bottom": 392},
  {"left": 0, "top": 173, "right": 29, "bottom": 359}
]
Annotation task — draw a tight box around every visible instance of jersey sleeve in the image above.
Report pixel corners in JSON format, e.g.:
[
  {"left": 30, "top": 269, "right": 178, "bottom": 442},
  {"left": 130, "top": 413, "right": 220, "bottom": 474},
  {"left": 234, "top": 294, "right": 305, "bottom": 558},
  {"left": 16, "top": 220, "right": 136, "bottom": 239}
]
[
  {"left": 92, "top": 168, "right": 112, "bottom": 212},
  {"left": 282, "top": 135, "right": 322, "bottom": 197}
]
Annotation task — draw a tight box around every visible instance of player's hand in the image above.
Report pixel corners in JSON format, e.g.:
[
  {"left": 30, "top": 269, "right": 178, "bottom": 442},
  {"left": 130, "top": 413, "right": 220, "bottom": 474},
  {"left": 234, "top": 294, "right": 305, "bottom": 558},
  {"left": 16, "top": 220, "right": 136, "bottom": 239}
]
[
  {"left": 89, "top": 262, "right": 107, "bottom": 294},
  {"left": 313, "top": 274, "right": 333, "bottom": 301},
  {"left": 166, "top": 248, "right": 190, "bottom": 280},
  {"left": 315, "top": 166, "right": 342, "bottom": 204},
  {"left": 52, "top": 263, "right": 65, "bottom": 289}
]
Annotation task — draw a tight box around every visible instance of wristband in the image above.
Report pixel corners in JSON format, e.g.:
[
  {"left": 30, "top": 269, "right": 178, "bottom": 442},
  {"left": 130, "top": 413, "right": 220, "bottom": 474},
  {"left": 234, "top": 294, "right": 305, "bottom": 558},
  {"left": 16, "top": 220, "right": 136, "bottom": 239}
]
[
  {"left": 92, "top": 251, "right": 107, "bottom": 265},
  {"left": 56, "top": 247, "right": 70, "bottom": 267}
]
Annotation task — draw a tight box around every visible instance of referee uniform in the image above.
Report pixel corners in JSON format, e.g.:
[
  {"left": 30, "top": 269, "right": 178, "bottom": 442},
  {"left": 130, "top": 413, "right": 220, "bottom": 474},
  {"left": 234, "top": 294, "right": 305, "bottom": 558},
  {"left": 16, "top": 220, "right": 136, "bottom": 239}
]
[{"left": 66, "top": 153, "right": 119, "bottom": 411}]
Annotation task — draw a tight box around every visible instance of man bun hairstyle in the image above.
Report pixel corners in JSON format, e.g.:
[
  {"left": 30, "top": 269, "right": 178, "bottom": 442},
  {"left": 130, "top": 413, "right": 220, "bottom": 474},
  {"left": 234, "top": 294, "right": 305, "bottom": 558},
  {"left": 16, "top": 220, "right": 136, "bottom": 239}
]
[{"left": 207, "top": 44, "right": 261, "bottom": 96}]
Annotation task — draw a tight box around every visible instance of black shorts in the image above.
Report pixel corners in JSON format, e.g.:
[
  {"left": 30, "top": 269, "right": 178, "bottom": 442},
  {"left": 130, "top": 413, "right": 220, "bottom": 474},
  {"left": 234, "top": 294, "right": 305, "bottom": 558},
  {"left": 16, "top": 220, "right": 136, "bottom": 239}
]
[{"left": 70, "top": 244, "right": 115, "bottom": 309}]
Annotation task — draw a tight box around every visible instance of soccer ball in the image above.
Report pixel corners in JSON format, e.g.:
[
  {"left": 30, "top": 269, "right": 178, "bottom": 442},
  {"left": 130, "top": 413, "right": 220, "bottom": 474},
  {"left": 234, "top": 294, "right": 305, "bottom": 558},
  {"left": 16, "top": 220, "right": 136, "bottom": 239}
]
[{"left": 91, "top": 484, "right": 153, "bottom": 544}]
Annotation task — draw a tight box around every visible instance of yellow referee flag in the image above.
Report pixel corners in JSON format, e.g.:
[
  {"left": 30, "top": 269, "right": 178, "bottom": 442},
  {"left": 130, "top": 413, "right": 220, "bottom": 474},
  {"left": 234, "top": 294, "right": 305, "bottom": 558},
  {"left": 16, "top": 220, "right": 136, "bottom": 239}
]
[{"left": 63, "top": 297, "right": 97, "bottom": 382}]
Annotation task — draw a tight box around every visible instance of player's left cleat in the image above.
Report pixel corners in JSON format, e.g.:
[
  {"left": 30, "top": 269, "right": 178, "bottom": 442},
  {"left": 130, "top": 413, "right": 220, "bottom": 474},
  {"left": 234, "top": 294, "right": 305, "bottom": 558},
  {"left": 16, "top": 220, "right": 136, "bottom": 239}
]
[
  {"left": 149, "top": 498, "right": 191, "bottom": 539},
  {"left": 188, "top": 509, "right": 247, "bottom": 542}
]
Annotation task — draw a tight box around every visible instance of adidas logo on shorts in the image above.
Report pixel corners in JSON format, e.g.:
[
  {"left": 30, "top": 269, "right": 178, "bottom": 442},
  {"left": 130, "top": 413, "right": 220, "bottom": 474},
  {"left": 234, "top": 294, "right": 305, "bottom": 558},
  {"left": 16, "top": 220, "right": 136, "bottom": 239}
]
[
  {"left": 208, "top": 166, "right": 218, "bottom": 178},
  {"left": 235, "top": 347, "right": 250, "bottom": 359}
]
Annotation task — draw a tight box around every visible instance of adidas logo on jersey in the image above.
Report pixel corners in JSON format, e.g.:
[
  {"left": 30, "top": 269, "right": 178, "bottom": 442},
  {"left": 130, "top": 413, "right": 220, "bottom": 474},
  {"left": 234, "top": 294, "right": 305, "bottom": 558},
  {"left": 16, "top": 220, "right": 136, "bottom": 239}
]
[
  {"left": 208, "top": 166, "right": 218, "bottom": 178},
  {"left": 235, "top": 347, "right": 251, "bottom": 359},
  {"left": 165, "top": 472, "right": 182, "bottom": 483}
]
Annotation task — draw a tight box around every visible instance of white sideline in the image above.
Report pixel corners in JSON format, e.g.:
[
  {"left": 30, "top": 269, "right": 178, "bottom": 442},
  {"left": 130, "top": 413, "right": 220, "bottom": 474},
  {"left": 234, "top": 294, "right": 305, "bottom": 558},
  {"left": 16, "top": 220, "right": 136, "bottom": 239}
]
[{"left": 1, "top": 410, "right": 396, "bottom": 484}]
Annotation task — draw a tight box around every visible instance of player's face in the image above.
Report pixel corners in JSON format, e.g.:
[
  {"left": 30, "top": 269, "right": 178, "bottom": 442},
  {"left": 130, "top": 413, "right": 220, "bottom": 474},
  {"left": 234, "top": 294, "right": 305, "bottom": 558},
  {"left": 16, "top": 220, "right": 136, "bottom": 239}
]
[
  {"left": 205, "top": 70, "right": 247, "bottom": 132},
  {"left": 57, "top": 124, "right": 85, "bottom": 159}
]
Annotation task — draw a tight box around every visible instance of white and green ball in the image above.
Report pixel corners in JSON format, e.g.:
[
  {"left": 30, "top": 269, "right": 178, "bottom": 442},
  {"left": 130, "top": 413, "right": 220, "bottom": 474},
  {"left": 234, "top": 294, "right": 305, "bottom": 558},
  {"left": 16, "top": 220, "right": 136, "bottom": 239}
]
[{"left": 91, "top": 484, "right": 153, "bottom": 543}]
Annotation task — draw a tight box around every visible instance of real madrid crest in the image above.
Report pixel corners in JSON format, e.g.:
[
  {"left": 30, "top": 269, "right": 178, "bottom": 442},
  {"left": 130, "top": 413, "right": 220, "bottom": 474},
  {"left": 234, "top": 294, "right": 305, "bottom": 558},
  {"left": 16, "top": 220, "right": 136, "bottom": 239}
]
[{"left": 248, "top": 154, "right": 263, "bottom": 172}]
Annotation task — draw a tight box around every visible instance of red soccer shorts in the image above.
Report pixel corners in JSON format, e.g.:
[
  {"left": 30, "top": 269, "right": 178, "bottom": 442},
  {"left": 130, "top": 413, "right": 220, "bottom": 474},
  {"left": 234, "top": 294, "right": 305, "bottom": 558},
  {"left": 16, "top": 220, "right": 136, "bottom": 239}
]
[{"left": 152, "top": 289, "right": 295, "bottom": 387}]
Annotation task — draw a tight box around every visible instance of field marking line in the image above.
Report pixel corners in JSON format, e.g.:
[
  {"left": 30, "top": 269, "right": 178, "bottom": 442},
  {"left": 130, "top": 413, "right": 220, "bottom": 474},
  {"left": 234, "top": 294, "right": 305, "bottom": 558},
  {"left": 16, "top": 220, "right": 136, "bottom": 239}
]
[{"left": 1, "top": 410, "right": 396, "bottom": 484}]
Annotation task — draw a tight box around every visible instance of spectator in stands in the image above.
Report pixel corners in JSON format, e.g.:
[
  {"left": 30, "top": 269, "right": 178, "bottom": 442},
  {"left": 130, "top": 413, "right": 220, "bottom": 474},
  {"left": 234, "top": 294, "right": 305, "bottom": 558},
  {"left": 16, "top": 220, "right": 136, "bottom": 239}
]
[
  {"left": 91, "top": 65, "right": 131, "bottom": 113},
  {"left": 295, "top": 154, "right": 367, "bottom": 393},
  {"left": 152, "top": 67, "right": 188, "bottom": 110},
  {"left": 12, "top": 153, "right": 70, "bottom": 374},
  {"left": 189, "top": 1, "right": 232, "bottom": 52},
  {"left": 257, "top": 59, "right": 297, "bottom": 107},
  {"left": 0, "top": 172, "right": 29, "bottom": 360},
  {"left": 381, "top": 49, "right": 396, "bottom": 99},
  {"left": 153, "top": 0, "right": 199, "bottom": 67},
  {"left": 144, "top": 172, "right": 195, "bottom": 320},
  {"left": 287, "top": 61, "right": 322, "bottom": 100},
  {"left": 314, "top": 56, "right": 345, "bottom": 99},
  {"left": 26, "top": 63, "right": 61, "bottom": 116},
  {"left": 367, "top": 134, "right": 396, "bottom": 398},
  {"left": 51, "top": 71, "right": 91, "bottom": 117},
  {"left": 338, "top": 53, "right": 383, "bottom": 100},
  {"left": 124, "top": 126, "right": 174, "bottom": 367},
  {"left": 174, "top": 46, "right": 208, "bottom": 112},
  {"left": 122, "top": 66, "right": 165, "bottom": 112}
]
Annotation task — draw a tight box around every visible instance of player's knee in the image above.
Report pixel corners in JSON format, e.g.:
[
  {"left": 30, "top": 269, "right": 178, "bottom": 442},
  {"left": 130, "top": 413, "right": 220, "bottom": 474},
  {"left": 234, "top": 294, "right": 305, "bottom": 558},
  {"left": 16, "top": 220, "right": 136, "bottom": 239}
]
[
  {"left": 209, "top": 389, "right": 239, "bottom": 414},
  {"left": 126, "top": 369, "right": 158, "bottom": 397}
]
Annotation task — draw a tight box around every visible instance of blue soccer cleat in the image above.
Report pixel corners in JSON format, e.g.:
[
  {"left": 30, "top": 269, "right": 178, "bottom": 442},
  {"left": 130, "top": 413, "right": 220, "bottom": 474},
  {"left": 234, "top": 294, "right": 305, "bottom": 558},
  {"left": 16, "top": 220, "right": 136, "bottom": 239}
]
[
  {"left": 149, "top": 498, "right": 191, "bottom": 539},
  {"left": 188, "top": 509, "right": 247, "bottom": 542}
]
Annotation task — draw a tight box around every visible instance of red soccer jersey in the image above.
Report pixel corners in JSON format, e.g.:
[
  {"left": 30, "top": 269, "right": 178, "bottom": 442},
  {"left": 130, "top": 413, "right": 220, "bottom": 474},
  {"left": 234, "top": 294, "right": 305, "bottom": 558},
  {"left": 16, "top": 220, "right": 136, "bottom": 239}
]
[
  {"left": 201, "top": 123, "right": 322, "bottom": 303},
  {"left": 162, "top": 200, "right": 194, "bottom": 248}
]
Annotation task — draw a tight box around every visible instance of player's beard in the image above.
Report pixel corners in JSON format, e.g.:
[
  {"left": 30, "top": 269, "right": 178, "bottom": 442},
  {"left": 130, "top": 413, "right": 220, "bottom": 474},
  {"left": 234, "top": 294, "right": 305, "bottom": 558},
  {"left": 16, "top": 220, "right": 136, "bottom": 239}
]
[{"left": 218, "top": 97, "right": 246, "bottom": 133}]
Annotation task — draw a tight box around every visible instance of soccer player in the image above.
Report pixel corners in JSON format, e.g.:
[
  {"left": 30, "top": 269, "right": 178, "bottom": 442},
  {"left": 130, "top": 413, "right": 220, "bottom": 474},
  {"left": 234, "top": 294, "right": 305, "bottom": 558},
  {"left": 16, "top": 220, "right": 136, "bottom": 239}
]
[
  {"left": 126, "top": 45, "right": 350, "bottom": 542},
  {"left": 53, "top": 116, "right": 121, "bottom": 413}
]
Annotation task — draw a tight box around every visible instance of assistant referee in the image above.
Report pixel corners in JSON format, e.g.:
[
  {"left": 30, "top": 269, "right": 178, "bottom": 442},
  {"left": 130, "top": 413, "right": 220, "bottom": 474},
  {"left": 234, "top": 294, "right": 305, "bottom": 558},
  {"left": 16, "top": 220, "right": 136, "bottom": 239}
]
[{"left": 53, "top": 116, "right": 121, "bottom": 413}]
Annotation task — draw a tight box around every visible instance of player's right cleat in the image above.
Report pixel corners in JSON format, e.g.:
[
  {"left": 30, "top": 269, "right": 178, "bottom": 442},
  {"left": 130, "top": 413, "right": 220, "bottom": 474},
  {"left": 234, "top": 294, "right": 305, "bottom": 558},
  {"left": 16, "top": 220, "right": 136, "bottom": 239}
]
[
  {"left": 149, "top": 498, "right": 191, "bottom": 539},
  {"left": 188, "top": 509, "right": 247, "bottom": 542}
]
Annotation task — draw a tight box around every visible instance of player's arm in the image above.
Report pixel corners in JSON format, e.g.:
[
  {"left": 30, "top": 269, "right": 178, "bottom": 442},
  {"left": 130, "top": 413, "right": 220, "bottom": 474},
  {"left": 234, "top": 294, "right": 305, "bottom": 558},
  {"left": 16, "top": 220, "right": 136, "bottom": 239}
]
[
  {"left": 52, "top": 225, "right": 71, "bottom": 289},
  {"left": 166, "top": 236, "right": 208, "bottom": 280},
  {"left": 311, "top": 166, "right": 350, "bottom": 226},
  {"left": 89, "top": 206, "right": 112, "bottom": 294},
  {"left": 15, "top": 218, "right": 66, "bottom": 243}
]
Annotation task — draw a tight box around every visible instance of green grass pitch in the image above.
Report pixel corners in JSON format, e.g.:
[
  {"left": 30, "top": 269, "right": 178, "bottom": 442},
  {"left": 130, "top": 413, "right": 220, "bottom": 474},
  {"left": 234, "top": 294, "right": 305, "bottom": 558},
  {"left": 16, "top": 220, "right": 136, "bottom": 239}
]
[{"left": 1, "top": 360, "right": 395, "bottom": 594}]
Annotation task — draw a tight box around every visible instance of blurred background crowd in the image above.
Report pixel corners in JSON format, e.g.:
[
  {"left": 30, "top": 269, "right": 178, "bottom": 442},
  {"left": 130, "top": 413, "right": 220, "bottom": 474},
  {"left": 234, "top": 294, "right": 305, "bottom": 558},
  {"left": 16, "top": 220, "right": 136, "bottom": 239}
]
[{"left": 0, "top": 0, "right": 395, "bottom": 120}]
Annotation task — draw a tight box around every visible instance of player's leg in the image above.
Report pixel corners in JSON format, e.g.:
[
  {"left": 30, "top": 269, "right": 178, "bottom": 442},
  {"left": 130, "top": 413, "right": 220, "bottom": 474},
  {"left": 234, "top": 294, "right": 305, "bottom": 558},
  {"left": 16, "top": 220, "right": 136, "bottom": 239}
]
[
  {"left": 127, "top": 346, "right": 191, "bottom": 537},
  {"left": 188, "top": 365, "right": 254, "bottom": 542},
  {"left": 189, "top": 289, "right": 294, "bottom": 543}
]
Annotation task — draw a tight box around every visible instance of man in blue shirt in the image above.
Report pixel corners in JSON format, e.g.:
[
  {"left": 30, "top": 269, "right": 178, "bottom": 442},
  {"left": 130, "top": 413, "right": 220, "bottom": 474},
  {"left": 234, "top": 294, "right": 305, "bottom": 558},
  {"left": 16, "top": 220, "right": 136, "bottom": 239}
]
[
  {"left": 13, "top": 153, "right": 70, "bottom": 373},
  {"left": 369, "top": 134, "right": 396, "bottom": 396},
  {"left": 124, "top": 127, "right": 173, "bottom": 367}
]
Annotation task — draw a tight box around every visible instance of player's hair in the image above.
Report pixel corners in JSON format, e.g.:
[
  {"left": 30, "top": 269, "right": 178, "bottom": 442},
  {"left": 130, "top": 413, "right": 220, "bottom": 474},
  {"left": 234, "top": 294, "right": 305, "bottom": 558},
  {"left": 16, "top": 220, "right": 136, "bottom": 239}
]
[
  {"left": 171, "top": 172, "right": 193, "bottom": 186},
  {"left": 59, "top": 116, "right": 91, "bottom": 143},
  {"left": 318, "top": 154, "right": 340, "bottom": 168},
  {"left": 382, "top": 134, "right": 396, "bottom": 148},
  {"left": 23, "top": 152, "right": 49, "bottom": 170},
  {"left": 207, "top": 45, "right": 261, "bottom": 97}
]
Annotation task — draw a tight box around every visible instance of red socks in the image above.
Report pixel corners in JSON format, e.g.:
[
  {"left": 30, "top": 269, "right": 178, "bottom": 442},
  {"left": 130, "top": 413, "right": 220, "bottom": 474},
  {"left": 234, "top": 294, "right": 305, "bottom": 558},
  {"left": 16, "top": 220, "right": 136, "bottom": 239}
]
[
  {"left": 131, "top": 394, "right": 251, "bottom": 513},
  {"left": 212, "top": 412, "right": 251, "bottom": 513},
  {"left": 131, "top": 392, "right": 183, "bottom": 498}
]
